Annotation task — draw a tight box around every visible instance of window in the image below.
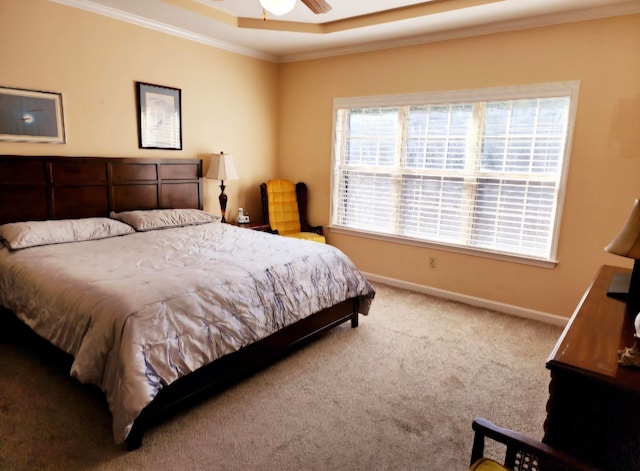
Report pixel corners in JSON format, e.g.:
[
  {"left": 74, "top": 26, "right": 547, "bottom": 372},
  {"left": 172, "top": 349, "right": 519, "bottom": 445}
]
[{"left": 331, "top": 82, "right": 579, "bottom": 264}]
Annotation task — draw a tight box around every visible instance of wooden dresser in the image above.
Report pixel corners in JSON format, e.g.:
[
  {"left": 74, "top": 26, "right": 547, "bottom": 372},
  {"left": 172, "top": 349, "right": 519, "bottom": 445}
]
[{"left": 544, "top": 265, "right": 640, "bottom": 470}]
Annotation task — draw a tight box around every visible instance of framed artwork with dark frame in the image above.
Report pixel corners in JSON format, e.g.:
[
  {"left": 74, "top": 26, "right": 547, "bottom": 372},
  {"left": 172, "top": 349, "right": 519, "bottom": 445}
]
[
  {"left": 136, "top": 82, "right": 182, "bottom": 150},
  {"left": 0, "top": 86, "right": 66, "bottom": 143}
]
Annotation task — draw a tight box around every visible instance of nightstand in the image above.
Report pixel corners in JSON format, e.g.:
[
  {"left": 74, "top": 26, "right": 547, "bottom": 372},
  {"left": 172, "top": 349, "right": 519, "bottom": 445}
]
[{"left": 231, "top": 221, "right": 272, "bottom": 232}]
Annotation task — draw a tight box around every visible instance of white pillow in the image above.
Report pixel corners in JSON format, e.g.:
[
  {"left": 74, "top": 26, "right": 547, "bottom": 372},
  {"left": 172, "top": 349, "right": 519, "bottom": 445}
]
[
  {"left": 0, "top": 217, "right": 135, "bottom": 250},
  {"left": 110, "top": 209, "right": 217, "bottom": 232}
]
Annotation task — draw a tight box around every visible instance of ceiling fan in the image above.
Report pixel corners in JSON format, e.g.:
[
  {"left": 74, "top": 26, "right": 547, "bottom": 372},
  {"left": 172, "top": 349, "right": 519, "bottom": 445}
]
[
  {"left": 299, "top": 0, "right": 332, "bottom": 14},
  {"left": 259, "top": 0, "right": 332, "bottom": 16}
]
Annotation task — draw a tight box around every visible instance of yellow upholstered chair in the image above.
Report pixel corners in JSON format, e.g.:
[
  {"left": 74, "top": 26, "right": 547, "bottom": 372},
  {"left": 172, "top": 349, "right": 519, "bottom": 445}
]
[
  {"left": 260, "top": 179, "right": 326, "bottom": 244},
  {"left": 469, "top": 418, "right": 597, "bottom": 471}
]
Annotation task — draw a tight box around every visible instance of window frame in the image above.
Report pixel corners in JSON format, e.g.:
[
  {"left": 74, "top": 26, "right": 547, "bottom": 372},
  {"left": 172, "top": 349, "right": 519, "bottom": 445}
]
[{"left": 329, "top": 81, "right": 580, "bottom": 267}]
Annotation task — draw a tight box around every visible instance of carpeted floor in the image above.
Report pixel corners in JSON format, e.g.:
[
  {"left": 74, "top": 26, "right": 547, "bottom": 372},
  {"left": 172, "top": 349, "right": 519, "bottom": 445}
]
[{"left": 0, "top": 282, "right": 563, "bottom": 470}]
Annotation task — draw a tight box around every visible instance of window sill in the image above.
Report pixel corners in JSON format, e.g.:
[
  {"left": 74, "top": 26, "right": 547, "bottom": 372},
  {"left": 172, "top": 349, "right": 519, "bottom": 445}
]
[{"left": 328, "top": 225, "right": 558, "bottom": 269}]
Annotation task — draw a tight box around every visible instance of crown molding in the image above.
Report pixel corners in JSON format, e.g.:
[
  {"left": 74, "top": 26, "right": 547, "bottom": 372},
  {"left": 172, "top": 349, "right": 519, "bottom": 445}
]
[
  {"left": 282, "top": 2, "right": 640, "bottom": 62},
  {"left": 49, "top": 0, "right": 278, "bottom": 62},
  {"left": 50, "top": 0, "right": 640, "bottom": 64}
]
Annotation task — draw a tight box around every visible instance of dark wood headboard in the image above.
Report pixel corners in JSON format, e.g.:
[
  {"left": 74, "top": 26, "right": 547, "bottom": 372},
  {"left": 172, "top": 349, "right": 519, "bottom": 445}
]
[{"left": 0, "top": 155, "right": 203, "bottom": 224}]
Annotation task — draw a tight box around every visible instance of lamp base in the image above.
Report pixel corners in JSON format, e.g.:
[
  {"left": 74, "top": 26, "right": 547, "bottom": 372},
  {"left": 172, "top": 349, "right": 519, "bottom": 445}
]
[
  {"left": 607, "top": 260, "right": 640, "bottom": 315},
  {"left": 607, "top": 273, "right": 632, "bottom": 300},
  {"left": 219, "top": 181, "right": 228, "bottom": 224}
]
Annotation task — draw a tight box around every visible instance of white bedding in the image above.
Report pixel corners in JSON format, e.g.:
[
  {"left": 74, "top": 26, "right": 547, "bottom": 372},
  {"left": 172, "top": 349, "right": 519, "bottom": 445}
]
[{"left": 0, "top": 222, "right": 374, "bottom": 444}]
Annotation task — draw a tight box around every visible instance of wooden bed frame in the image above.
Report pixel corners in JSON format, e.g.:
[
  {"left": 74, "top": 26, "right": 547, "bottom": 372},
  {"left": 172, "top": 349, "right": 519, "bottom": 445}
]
[{"left": 0, "top": 155, "right": 360, "bottom": 450}]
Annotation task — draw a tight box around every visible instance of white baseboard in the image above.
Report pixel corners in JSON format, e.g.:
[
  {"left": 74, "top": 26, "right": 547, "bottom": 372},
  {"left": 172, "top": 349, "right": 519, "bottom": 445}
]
[{"left": 363, "top": 271, "right": 568, "bottom": 327}]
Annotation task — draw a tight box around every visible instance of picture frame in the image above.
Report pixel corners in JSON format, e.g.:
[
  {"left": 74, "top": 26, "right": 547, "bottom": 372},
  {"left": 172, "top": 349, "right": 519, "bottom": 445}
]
[
  {"left": 136, "top": 82, "right": 182, "bottom": 150},
  {"left": 0, "top": 86, "right": 65, "bottom": 143}
]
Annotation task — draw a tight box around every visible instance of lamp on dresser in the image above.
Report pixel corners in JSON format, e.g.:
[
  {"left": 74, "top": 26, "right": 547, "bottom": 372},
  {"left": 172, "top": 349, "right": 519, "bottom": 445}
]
[
  {"left": 605, "top": 198, "right": 640, "bottom": 315},
  {"left": 206, "top": 152, "right": 239, "bottom": 223},
  {"left": 605, "top": 198, "right": 640, "bottom": 367}
]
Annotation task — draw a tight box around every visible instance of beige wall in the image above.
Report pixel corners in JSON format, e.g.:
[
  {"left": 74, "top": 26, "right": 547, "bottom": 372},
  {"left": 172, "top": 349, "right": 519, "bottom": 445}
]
[
  {"left": 0, "top": 0, "right": 279, "bottom": 220},
  {"left": 2, "top": 1, "right": 639, "bottom": 317},
  {"left": 279, "top": 15, "right": 640, "bottom": 317}
]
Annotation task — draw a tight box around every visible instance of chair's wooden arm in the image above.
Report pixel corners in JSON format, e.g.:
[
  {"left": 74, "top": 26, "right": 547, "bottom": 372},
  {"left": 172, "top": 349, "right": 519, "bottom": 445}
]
[
  {"left": 295, "top": 182, "right": 323, "bottom": 235},
  {"left": 471, "top": 418, "right": 600, "bottom": 471},
  {"left": 259, "top": 182, "right": 270, "bottom": 227},
  {"left": 305, "top": 224, "right": 323, "bottom": 236}
]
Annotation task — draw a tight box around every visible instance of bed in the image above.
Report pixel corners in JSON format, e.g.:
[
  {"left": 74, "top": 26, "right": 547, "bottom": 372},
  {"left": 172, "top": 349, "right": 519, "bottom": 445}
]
[{"left": 0, "top": 155, "right": 375, "bottom": 450}]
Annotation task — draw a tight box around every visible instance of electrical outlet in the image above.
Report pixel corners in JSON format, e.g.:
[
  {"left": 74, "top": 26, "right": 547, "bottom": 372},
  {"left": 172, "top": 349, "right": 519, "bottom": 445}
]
[{"left": 429, "top": 257, "right": 436, "bottom": 269}]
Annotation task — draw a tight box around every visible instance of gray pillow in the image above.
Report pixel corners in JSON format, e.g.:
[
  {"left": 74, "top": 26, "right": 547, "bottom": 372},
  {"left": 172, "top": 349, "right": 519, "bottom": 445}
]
[
  {"left": 110, "top": 209, "right": 218, "bottom": 232},
  {"left": 0, "top": 217, "right": 135, "bottom": 250}
]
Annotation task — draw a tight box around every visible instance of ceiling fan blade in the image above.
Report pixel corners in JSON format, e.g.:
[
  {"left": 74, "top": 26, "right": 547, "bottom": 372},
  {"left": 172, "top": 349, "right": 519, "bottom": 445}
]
[{"left": 301, "top": 0, "right": 332, "bottom": 14}]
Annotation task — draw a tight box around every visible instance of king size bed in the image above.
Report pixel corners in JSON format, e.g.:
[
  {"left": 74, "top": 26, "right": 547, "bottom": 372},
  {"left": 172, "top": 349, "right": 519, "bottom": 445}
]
[{"left": 0, "top": 155, "right": 375, "bottom": 450}]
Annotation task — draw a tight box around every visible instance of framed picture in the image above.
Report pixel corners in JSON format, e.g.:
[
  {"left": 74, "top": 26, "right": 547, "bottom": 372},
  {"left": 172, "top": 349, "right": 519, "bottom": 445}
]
[
  {"left": 0, "top": 86, "right": 65, "bottom": 143},
  {"left": 136, "top": 82, "right": 182, "bottom": 150}
]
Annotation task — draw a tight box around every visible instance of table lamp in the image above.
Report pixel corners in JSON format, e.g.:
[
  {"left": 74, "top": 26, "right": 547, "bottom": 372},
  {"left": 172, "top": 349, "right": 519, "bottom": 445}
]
[
  {"left": 605, "top": 198, "right": 640, "bottom": 315},
  {"left": 206, "top": 152, "right": 239, "bottom": 223}
]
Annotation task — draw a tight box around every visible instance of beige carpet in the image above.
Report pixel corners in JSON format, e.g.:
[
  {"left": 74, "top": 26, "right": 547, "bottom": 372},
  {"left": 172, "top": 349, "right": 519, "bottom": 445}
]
[{"left": 0, "top": 282, "right": 563, "bottom": 470}]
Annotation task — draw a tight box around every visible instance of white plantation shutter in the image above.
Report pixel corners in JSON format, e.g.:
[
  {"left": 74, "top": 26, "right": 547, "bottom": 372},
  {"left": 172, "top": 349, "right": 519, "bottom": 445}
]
[{"left": 331, "top": 82, "right": 579, "bottom": 262}]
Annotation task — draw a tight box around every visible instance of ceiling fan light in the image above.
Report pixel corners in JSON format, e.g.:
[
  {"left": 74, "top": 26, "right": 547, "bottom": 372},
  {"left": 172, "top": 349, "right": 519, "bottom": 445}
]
[{"left": 259, "top": 0, "right": 296, "bottom": 16}]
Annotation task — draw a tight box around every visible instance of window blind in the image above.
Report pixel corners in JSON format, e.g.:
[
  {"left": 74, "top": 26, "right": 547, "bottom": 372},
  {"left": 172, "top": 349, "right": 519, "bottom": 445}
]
[{"left": 331, "top": 82, "right": 579, "bottom": 262}]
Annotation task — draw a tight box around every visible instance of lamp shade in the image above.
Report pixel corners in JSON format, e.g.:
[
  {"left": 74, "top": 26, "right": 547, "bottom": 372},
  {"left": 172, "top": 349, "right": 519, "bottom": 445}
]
[
  {"left": 259, "top": 0, "right": 296, "bottom": 16},
  {"left": 605, "top": 198, "right": 640, "bottom": 259},
  {"left": 206, "top": 152, "right": 239, "bottom": 181}
]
